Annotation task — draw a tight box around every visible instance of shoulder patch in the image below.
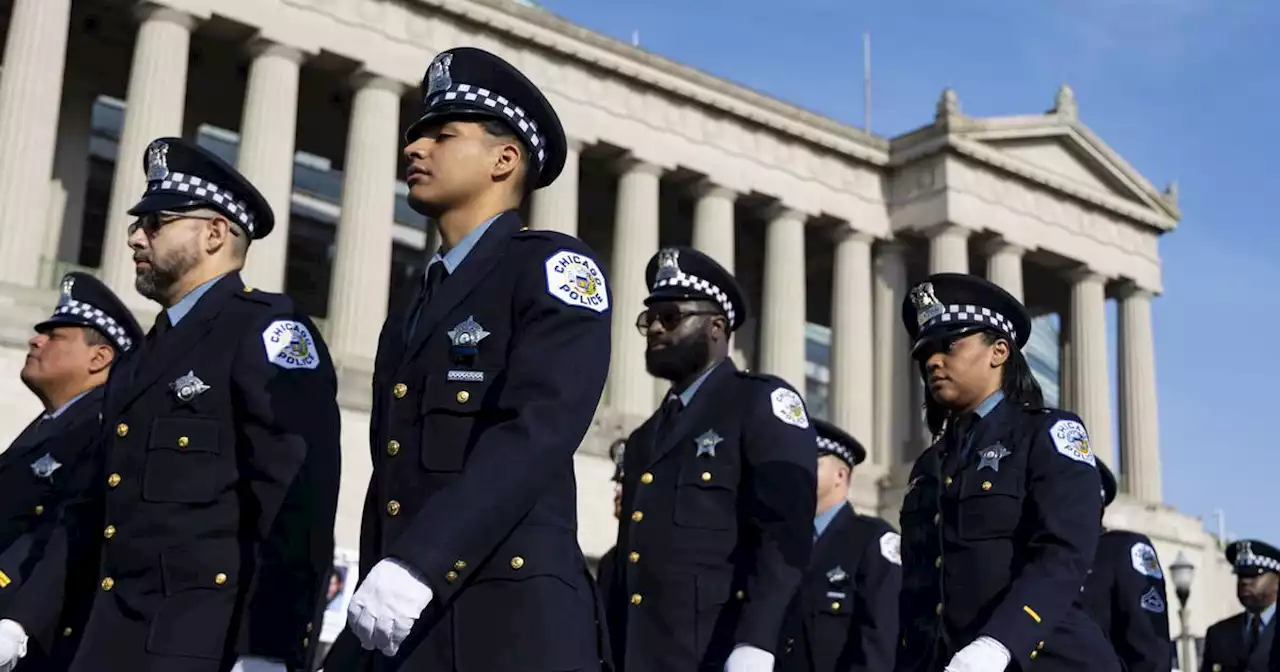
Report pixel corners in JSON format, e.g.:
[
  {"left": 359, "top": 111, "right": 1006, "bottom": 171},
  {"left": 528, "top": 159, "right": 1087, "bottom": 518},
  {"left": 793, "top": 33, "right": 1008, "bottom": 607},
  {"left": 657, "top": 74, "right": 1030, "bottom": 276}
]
[
  {"left": 769, "top": 387, "right": 809, "bottom": 429},
  {"left": 879, "top": 531, "right": 902, "bottom": 566},
  {"left": 1048, "top": 418, "right": 1096, "bottom": 466},
  {"left": 262, "top": 319, "right": 320, "bottom": 370},
  {"left": 544, "top": 249, "right": 609, "bottom": 313},
  {"left": 1130, "top": 542, "right": 1164, "bottom": 579},
  {"left": 1140, "top": 586, "right": 1166, "bottom": 613}
]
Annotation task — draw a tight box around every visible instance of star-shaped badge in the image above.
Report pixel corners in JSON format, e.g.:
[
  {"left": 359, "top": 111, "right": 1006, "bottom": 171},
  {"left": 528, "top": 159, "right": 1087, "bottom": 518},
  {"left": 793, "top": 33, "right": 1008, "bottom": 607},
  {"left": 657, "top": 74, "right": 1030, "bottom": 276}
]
[
  {"left": 171, "top": 371, "right": 210, "bottom": 403},
  {"left": 30, "top": 453, "right": 61, "bottom": 481},
  {"left": 826, "top": 566, "right": 848, "bottom": 584},
  {"left": 695, "top": 430, "right": 723, "bottom": 458},
  {"left": 978, "top": 444, "right": 1011, "bottom": 472}
]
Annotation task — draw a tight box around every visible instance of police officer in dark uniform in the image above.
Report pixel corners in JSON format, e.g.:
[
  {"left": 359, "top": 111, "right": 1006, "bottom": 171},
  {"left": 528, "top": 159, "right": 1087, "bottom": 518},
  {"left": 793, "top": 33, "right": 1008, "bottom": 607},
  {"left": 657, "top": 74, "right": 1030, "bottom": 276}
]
[
  {"left": 608, "top": 246, "right": 816, "bottom": 672},
  {"left": 325, "top": 47, "right": 612, "bottom": 671},
  {"left": 1202, "top": 539, "right": 1279, "bottom": 672},
  {"left": 895, "top": 273, "right": 1115, "bottom": 672},
  {"left": 597, "top": 439, "right": 627, "bottom": 612},
  {"left": 0, "top": 137, "right": 342, "bottom": 672},
  {"left": 1082, "top": 459, "right": 1172, "bottom": 672},
  {"left": 777, "top": 419, "right": 901, "bottom": 672}
]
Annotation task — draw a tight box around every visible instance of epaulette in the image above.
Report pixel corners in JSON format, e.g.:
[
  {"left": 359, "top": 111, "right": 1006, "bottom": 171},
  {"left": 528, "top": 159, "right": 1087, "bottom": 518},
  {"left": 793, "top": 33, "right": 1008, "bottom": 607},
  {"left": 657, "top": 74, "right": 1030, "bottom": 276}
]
[
  {"left": 1020, "top": 404, "right": 1054, "bottom": 415},
  {"left": 734, "top": 369, "right": 784, "bottom": 385},
  {"left": 234, "top": 284, "right": 288, "bottom": 309}
]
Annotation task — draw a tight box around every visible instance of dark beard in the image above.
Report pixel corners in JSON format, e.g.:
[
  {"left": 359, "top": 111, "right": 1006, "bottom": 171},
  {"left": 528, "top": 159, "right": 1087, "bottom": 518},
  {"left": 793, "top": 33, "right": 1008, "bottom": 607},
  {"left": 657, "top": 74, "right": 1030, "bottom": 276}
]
[
  {"left": 135, "top": 247, "right": 199, "bottom": 302},
  {"left": 645, "top": 332, "right": 711, "bottom": 382}
]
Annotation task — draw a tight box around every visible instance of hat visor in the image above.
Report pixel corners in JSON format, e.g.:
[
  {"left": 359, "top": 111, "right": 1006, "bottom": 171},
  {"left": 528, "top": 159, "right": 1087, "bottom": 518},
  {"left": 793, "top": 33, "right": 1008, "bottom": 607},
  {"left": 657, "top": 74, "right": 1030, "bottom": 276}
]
[
  {"left": 1234, "top": 566, "right": 1272, "bottom": 577},
  {"left": 910, "top": 324, "right": 991, "bottom": 357},
  {"left": 126, "top": 193, "right": 208, "bottom": 217},
  {"left": 33, "top": 316, "right": 110, "bottom": 344},
  {"left": 404, "top": 104, "right": 517, "bottom": 143},
  {"left": 644, "top": 287, "right": 718, "bottom": 307}
]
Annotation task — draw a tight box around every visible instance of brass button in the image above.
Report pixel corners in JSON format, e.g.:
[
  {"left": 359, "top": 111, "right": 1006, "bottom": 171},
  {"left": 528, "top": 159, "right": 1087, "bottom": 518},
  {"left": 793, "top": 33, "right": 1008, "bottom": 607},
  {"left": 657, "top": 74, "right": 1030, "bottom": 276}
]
[
  {"left": 177, "top": 436, "right": 189, "bottom": 449},
  {"left": 445, "top": 571, "right": 458, "bottom": 582},
  {"left": 628, "top": 552, "right": 639, "bottom": 563},
  {"left": 453, "top": 560, "right": 467, "bottom": 570},
  {"left": 701, "top": 472, "right": 711, "bottom": 482},
  {"left": 933, "top": 513, "right": 941, "bottom": 525},
  {"left": 510, "top": 556, "right": 525, "bottom": 570},
  {"left": 302, "top": 638, "right": 309, "bottom": 649},
  {"left": 456, "top": 390, "right": 470, "bottom": 403},
  {"left": 1036, "top": 641, "right": 1044, "bottom": 650},
  {"left": 935, "top": 603, "right": 944, "bottom": 616},
  {"left": 934, "top": 556, "right": 942, "bottom": 569},
  {"left": 103, "top": 525, "right": 116, "bottom": 539},
  {"left": 61, "top": 627, "right": 72, "bottom": 637},
  {"left": 393, "top": 383, "right": 407, "bottom": 398},
  {"left": 735, "top": 590, "right": 745, "bottom": 600},
  {"left": 33, "top": 505, "right": 43, "bottom": 516},
  {"left": 386, "top": 500, "right": 401, "bottom": 516},
  {"left": 631, "top": 511, "right": 643, "bottom": 522},
  {"left": 1030, "top": 651, "right": 1038, "bottom": 661},
  {"left": 831, "top": 601, "right": 842, "bottom": 611},
  {"left": 306, "top": 623, "right": 314, "bottom": 633},
  {"left": 107, "top": 473, "right": 121, "bottom": 488},
  {"left": 115, "top": 423, "right": 128, "bottom": 437},
  {"left": 982, "top": 481, "right": 992, "bottom": 491},
  {"left": 386, "top": 440, "right": 401, "bottom": 456},
  {"left": 214, "top": 573, "right": 228, "bottom": 585},
  {"left": 639, "top": 472, "right": 653, "bottom": 485},
  {"left": 630, "top": 593, "right": 642, "bottom": 606},
  {"left": 100, "top": 577, "right": 114, "bottom": 591},
  {"left": 944, "top": 476, "right": 953, "bottom": 486}
]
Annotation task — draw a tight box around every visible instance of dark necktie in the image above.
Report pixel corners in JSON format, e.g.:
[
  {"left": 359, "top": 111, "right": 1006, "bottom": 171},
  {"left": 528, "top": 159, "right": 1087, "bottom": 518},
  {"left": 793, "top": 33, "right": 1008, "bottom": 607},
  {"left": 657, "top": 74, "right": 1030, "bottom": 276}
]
[
  {"left": 1248, "top": 614, "right": 1262, "bottom": 652},
  {"left": 647, "top": 396, "right": 683, "bottom": 460},
  {"left": 144, "top": 312, "right": 171, "bottom": 354},
  {"left": 406, "top": 262, "right": 449, "bottom": 339}
]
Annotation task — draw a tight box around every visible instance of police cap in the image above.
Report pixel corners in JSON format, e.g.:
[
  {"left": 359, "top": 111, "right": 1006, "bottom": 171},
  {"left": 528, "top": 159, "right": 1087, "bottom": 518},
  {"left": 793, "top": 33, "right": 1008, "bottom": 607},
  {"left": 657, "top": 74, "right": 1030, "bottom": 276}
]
[
  {"left": 1226, "top": 539, "right": 1280, "bottom": 577},
  {"left": 644, "top": 247, "right": 749, "bottom": 332},
  {"left": 901, "top": 273, "right": 1031, "bottom": 356},
  {"left": 1097, "top": 458, "right": 1118, "bottom": 507},
  {"left": 35, "top": 272, "right": 143, "bottom": 354},
  {"left": 127, "top": 137, "right": 274, "bottom": 240},
  {"left": 813, "top": 418, "right": 866, "bottom": 467},
  {"left": 405, "top": 47, "right": 567, "bottom": 190}
]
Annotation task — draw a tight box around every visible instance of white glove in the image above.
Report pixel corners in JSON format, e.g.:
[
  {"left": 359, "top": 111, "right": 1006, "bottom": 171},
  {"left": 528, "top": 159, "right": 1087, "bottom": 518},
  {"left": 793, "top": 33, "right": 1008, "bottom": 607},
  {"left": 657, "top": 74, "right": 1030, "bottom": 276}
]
[
  {"left": 347, "top": 558, "right": 434, "bottom": 657},
  {"left": 0, "top": 620, "right": 27, "bottom": 672},
  {"left": 724, "top": 644, "right": 775, "bottom": 672},
  {"left": 944, "top": 636, "right": 1012, "bottom": 672},
  {"left": 229, "top": 656, "right": 288, "bottom": 672}
]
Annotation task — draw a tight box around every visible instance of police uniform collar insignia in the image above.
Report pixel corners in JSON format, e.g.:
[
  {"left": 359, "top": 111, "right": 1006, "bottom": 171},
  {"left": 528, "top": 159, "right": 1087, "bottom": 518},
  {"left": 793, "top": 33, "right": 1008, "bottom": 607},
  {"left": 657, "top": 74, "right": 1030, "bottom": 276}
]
[
  {"left": 146, "top": 140, "right": 170, "bottom": 182},
  {"left": 826, "top": 566, "right": 848, "bottom": 584},
  {"left": 31, "top": 453, "right": 61, "bottom": 480},
  {"left": 977, "top": 444, "right": 1011, "bottom": 472},
  {"left": 695, "top": 429, "right": 722, "bottom": 458},
  {"left": 426, "top": 52, "right": 453, "bottom": 99},
  {"left": 448, "top": 316, "right": 490, "bottom": 348},
  {"left": 170, "top": 370, "right": 210, "bottom": 403},
  {"left": 909, "top": 281, "right": 945, "bottom": 327},
  {"left": 655, "top": 248, "right": 681, "bottom": 283}
]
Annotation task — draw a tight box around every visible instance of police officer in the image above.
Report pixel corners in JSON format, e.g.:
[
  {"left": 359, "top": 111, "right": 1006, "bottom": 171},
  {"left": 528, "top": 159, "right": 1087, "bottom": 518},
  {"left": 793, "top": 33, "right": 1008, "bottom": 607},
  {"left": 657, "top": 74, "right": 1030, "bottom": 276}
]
[
  {"left": 1082, "top": 459, "right": 1172, "bottom": 672},
  {"left": 777, "top": 419, "right": 901, "bottom": 672},
  {"left": 896, "top": 273, "right": 1115, "bottom": 672},
  {"left": 597, "top": 438, "right": 627, "bottom": 614},
  {"left": 1202, "top": 539, "right": 1278, "bottom": 672},
  {"left": 608, "top": 246, "right": 816, "bottom": 672},
  {"left": 0, "top": 137, "right": 342, "bottom": 672},
  {"left": 326, "top": 47, "right": 612, "bottom": 671}
]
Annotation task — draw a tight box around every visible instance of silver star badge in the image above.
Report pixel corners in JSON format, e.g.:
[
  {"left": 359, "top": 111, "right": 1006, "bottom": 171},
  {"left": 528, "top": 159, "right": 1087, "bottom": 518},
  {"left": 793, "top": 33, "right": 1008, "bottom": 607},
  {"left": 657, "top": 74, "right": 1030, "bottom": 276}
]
[
  {"left": 655, "top": 248, "right": 682, "bottom": 283},
  {"left": 170, "top": 371, "right": 210, "bottom": 403},
  {"left": 447, "top": 316, "right": 490, "bottom": 348},
  {"left": 146, "top": 140, "right": 170, "bottom": 182},
  {"left": 909, "top": 281, "right": 945, "bottom": 328},
  {"left": 695, "top": 430, "right": 723, "bottom": 458},
  {"left": 31, "top": 453, "right": 61, "bottom": 480},
  {"left": 978, "top": 444, "right": 1011, "bottom": 472},
  {"left": 426, "top": 52, "right": 453, "bottom": 98},
  {"left": 826, "top": 566, "right": 848, "bottom": 584}
]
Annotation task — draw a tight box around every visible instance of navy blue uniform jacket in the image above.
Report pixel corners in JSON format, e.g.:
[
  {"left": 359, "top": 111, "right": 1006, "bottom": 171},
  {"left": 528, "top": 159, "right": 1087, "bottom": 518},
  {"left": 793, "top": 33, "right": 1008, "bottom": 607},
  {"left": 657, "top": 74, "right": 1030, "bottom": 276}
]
[
  {"left": 1204, "top": 612, "right": 1274, "bottom": 672},
  {"left": 1082, "top": 529, "right": 1172, "bottom": 672}
]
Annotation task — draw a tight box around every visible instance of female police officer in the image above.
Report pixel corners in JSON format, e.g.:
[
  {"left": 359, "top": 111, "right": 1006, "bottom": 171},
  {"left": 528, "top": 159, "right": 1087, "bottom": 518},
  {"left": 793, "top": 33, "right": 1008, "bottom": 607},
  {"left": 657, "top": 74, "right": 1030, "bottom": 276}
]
[{"left": 895, "top": 273, "right": 1117, "bottom": 672}]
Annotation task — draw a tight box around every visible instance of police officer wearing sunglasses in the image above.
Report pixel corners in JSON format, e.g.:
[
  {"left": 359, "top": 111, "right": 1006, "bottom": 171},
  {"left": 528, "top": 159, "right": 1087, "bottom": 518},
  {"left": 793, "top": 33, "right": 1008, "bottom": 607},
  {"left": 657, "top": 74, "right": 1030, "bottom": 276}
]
[
  {"left": 895, "top": 273, "right": 1115, "bottom": 672},
  {"left": 606, "top": 246, "right": 816, "bottom": 672}
]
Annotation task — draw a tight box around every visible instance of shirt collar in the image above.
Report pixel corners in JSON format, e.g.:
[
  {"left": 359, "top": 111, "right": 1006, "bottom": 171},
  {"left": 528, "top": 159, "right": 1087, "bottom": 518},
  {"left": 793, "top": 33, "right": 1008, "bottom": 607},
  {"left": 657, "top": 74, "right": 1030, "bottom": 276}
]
[
  {"left": 42, "top": 387, "right": 94, "bottom": 422},
  {"left": 428, "top": 214, "right": 500, "bottom": 275},
  {"left": 166, "top": 274, "right": 227, "bottom": 326},
  {"left": 668, "top": 359, "right": 725, "bottom": 408},
  {"left": 1254, "top": 602, "right": 1277, "bottom": 628},
  {"left": 814, "top": 501, "right": 846, "bottom": 541},
  {"left": 974, "top": 390, "right": 1005, "bottom": 418}
]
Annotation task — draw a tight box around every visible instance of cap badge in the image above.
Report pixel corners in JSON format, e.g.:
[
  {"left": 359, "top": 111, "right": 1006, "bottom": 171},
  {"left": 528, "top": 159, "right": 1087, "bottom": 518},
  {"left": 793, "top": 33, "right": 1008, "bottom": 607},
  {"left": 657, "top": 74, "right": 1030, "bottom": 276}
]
[
  {"left": 146, "top": 141, "right": 170, "bottom": 182},
  {"left": 426, "top": 52, "right": 454, "bottom": 99},
  {"left": 909, "top": 281, "right": 945, "bottom": 327},
  {"left": 59, "top": 275, "right": 75, "bottom": 303},
  {"left": 977, "top": 444, "right": 1011, "bottom": 472},
  {"left": 1238, "top": 541, "right": 1259, "bottom": 568},
  {"left": 695, "top": 429, "right": 723, "bottom": 458},
  {"left": 170, "top": 370, "right": 210, "bottom": 403},
  {"left": 655, "top": 248, "right": 682, "bottom": 283}
]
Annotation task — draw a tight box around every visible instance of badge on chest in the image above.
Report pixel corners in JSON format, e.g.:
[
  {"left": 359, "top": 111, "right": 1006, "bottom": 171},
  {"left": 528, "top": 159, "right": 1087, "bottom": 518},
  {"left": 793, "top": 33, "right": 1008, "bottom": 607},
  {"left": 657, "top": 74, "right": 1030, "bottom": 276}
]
[
  {"left": 30, "top": 453, "right": 61, "bottom": 481},
  {"left": 694, "top": 430, "right": 723, "bottom": 458},
  {"left": 446, "top": 316, "right": 489, "bottom": 382},
  {"left": 170, "top": 371, "right": 210, "bottom": 404}
]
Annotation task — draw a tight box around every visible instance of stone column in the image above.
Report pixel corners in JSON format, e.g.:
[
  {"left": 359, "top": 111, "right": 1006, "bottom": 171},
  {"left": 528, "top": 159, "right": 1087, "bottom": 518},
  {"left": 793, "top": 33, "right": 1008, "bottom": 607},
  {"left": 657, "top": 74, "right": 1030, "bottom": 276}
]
[
  {"left": 529, "top": 138, "right": 582, "bottom": 235},
  {"left": 43, "top": 80, "right": 96, "bottom": 280},
  {"left": 829, "top": 226, "right": 874, "bottom": 455},
  {"left": 929, "top": 223, "right": 970, "bottom": 274},
  {"left": 1118, "top": 283, "right": 1161, "bottom": 502},
  {"left": 1059, "top": 311, "right": 1074, "bottom": 411},
  {"left": 985, "top": 239, "right": 1025, "bottom": 302},
  {"left": 0, "top": 0, "right": 73, "bottom": 287},
  {"left": 237, "top": 40, "right": 305, "bottom": 292},
  {"left": 759, "top": 206, "right": 807, "bottom": 386},
  {"left": 1067, "top": 268, "right": 1114, "bottom": 467},
  {"left": 691, "top": 182, "right": 736, "bottom": 269},
  {"left": 326, "top": 74, "right": 403, "bottom": 364},
  {"left": 607, "top": 158, "right": 662, "bottom": 421},
  {"left": 873, "top": 241, "right": 912, "bottom": 465},
  {"left": 99, "top": 5, "right": 197, "bottom": 302}
]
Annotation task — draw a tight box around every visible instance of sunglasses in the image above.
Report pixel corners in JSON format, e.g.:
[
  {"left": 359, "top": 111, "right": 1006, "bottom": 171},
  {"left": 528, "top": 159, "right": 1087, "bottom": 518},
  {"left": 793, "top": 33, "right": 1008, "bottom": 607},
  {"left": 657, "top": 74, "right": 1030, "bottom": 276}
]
[
  {"left": 634, "top": 306, "right": 722, "bottom": 335},
  {"left": 127, "top": 211, "right": 229, "bottom": 238}
]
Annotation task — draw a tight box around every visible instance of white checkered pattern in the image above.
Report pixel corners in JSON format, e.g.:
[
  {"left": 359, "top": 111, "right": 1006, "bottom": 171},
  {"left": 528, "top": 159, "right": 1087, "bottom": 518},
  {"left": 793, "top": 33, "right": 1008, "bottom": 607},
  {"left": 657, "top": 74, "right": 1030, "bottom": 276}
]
[
  {"left": 652, "top": 273, "right": 736, "bottom": 326},
  {"left": 53, "top": 299, "right": 134, "bottom": 352},
  {"left": 147, "top": 172, "right": 256, "bottom": 235},
  {"left": 924, "top": 304, "right": 1017, "bottom": 342},
  {"left": 430, "top": 83, "right": 547, "bottom": 167},
  {"left": 816, "top": 436, "right": 857, "bottom": 465},
  {"left": 1236, "top": 543, "right": 1280, "bottom": 572}
]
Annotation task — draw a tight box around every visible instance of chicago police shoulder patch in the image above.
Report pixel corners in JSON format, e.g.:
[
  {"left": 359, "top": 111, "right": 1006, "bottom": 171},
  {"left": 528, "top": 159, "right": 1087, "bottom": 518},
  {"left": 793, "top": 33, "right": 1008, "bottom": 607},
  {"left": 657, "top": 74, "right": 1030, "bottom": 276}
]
[
  {"left": 880, "top": 531, "right": 902, "bottom": 566},
  {"left": 544, "top": 249, "right": 609, "bottom": 313},
  {"left": 262, "top": 319, "right": 319, "bottom": 370},
  {"left": 1048, "top": 418, "right": 1096, "bottom": 466},
  {"left": 769, "top": 387, "right": 809, "bottom": 429},
  {"left": 1130, "top": 541, "right": 1164, "bottom": 579}
]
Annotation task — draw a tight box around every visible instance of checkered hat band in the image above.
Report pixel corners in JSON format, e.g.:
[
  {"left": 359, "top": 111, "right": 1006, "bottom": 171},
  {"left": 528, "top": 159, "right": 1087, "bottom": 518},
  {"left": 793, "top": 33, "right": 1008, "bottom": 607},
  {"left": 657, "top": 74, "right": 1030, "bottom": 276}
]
[
  {"left": 924, "top": 304, "right": 1017, "bottom": 342},
  {"left": 652, "top": 273, "right": 736, "bottom": 325},
  {"left": 816, "top": 436, "right": 856, "bottom": 464},
  {"left": 53, "top": 299, "right": 133, "bottom": 352},
  {"left": 431, "top": 83, "right": 547, "bottom": 167},
  {"left": 1238, "top": 554, "right": 1280, "bottom": 572},
  {"left": 147, "top": 172, "right": 255, "bottom": 235}
]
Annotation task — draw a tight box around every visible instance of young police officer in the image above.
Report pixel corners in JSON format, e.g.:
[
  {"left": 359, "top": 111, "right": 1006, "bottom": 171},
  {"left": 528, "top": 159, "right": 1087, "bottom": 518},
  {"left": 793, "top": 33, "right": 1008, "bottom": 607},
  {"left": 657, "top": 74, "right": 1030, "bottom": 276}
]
[
  {"left": 328, "top": 47, "right": 612, "bottom": 671},
  {"left": 1082, "top": 459, "right": 1172, "bottom": 672},
  {"left": 1203, "top": 539, "right": 1279, "bottom": 672},
  {"left": 896, "top": 273, "right": 1115, "bottom": 672},
  {"left": 0, "top": 137, "right": 343, "bottom": 672},
  {"left": 776, "top": 419, "right": 901, "bottom": 672},
  {"left": 608, "top": 246, "right": 816, "bottom": 672}
]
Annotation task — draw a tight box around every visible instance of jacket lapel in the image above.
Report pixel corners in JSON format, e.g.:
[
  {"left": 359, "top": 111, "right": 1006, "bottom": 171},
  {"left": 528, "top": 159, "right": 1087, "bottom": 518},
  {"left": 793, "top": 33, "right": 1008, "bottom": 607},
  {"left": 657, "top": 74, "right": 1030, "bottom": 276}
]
[
  {"left": 963, "top": 398, "right": 1017, "bottom": 468},
  {"left": 642, "top": 360, "right": 737, "bottom": 471},
  {"left": 401, "top": 212, "right": 524, "bottom": 366},
  {"left": 0, "top": 385, "right": 104, "bottom": 474}
]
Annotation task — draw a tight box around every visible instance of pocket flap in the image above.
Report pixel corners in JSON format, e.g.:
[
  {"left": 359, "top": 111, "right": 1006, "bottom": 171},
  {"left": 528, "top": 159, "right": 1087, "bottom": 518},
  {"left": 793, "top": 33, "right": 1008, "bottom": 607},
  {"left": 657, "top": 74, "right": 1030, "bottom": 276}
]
[
  {"left": 148, "top": 418, "right": 220, "bottom": 454},
  {"left": 160, "top": 542, "right": 241, "bottom": 596},
  {"left": 471, "top": 533, "right": 578, "bottom": 585},
  {"left": 421, "top": 372, "right": 497, "bottom": 413},
  {"left": 678, "top": 464, "right": 734, "bottom": 490},
  {"left": 695, "top": 572, "right": 735, "bottom": 610},
  {"left": 958, "top": 471, "right": 1024, "bottom": 500}
]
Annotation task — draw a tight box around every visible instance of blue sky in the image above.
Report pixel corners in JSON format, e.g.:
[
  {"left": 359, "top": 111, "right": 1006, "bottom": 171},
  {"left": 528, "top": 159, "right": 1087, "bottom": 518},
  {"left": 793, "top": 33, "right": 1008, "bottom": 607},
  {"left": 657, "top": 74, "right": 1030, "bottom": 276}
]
[{"left": 534, "top": 0, "right": 1279, "bottom": 543}]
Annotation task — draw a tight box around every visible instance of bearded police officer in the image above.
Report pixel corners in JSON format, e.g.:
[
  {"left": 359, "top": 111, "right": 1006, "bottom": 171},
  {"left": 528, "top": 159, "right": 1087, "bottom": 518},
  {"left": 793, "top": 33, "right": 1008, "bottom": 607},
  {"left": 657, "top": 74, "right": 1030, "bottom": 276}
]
[
  {"left": 608, "top": 246, "right": 816, "bottom": 672},
  {"left": 1082, "top": 459, "right": 1172, "bottom": 672},
  {"left": 1202, "top": 540, "right": 1279, "bottom": 672},
  {"left": 326, "top": 47, "right": 612, "bottom": 671},
  {"left": 777, "top": 419, "right": 901, "bottom": 672},
  {"left": 0, "top": 137, "right": 342, "bottom": 672},
  {"left": 896, "top": 273, "right": 1114, "bottom": 672}
]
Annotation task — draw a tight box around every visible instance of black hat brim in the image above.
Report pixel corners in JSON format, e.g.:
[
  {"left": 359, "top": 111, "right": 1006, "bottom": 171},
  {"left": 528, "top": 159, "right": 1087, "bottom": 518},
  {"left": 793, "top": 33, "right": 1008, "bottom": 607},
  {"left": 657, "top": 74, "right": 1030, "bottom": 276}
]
[
  {"left": 909, "top": 324, "right": 990, "bottom": 357},
  {"left": 126, "top": 193, "right": 208, "bottom": 217},
  {"left": 33, "top": 316, "right": 121, "bottom": 351}
]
